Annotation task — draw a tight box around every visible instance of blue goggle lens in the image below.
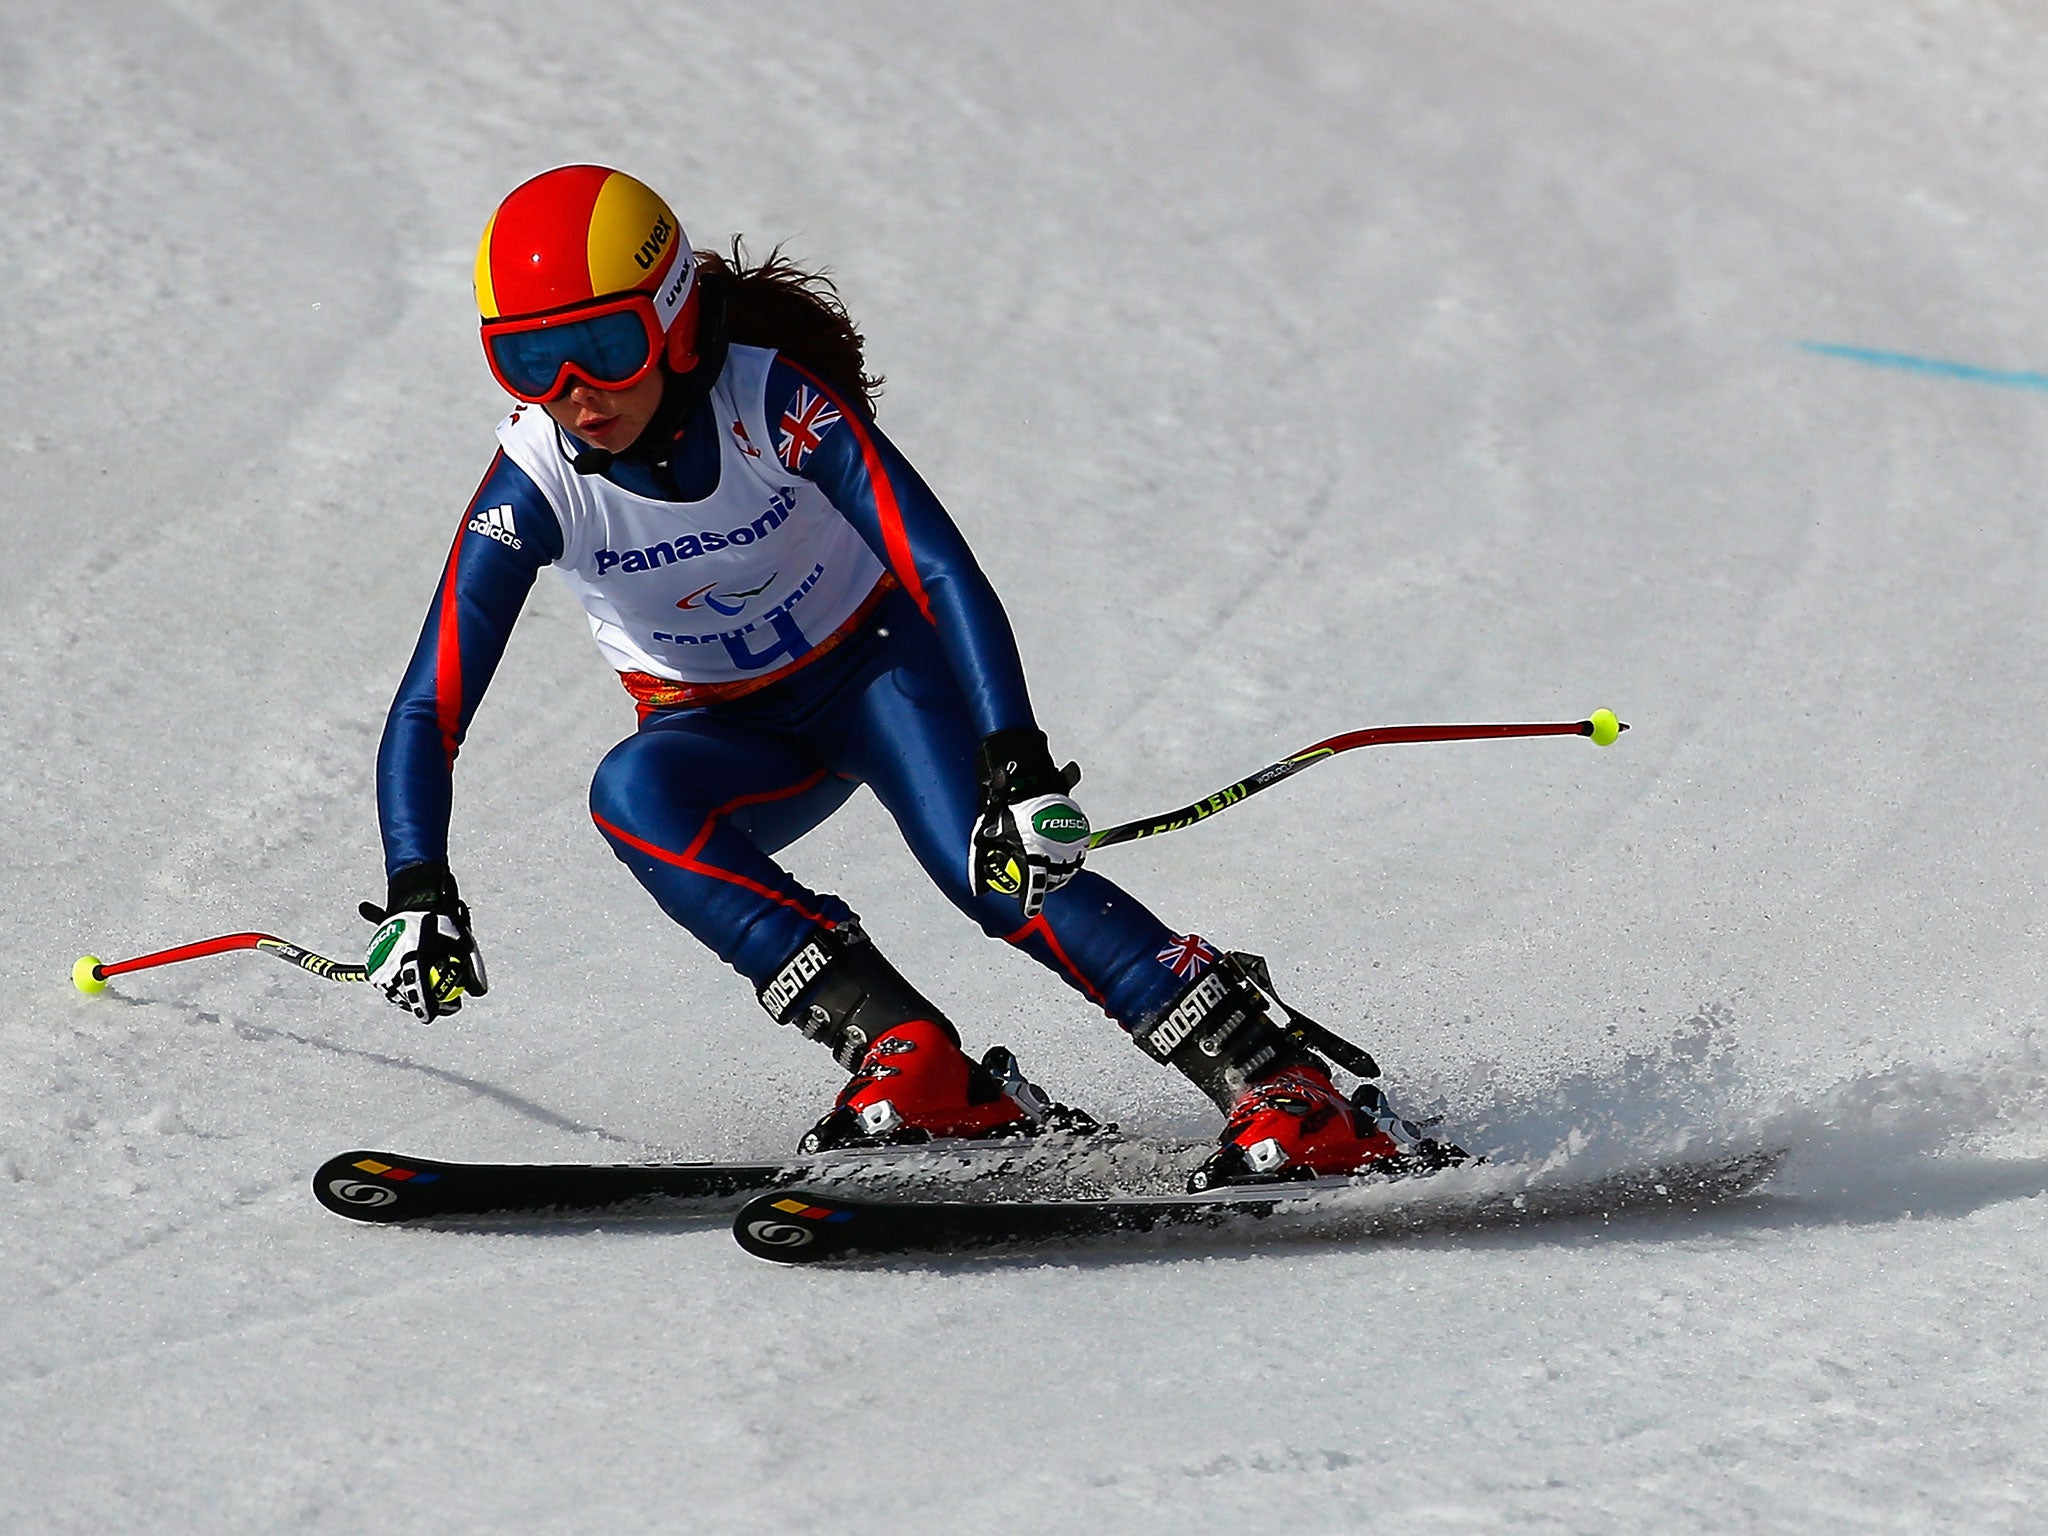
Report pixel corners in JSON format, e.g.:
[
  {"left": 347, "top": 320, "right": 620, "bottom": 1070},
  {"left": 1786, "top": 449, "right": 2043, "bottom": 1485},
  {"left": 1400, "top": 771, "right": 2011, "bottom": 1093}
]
[{"left": 487, "top": 309, "right": 654, "bottom": 397}]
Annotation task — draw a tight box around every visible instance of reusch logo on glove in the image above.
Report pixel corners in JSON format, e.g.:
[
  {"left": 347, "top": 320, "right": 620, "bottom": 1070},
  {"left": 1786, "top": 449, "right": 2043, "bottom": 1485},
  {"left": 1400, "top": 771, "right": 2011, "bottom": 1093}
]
[
  {"left": 367, "top": 918, "right": 408, "bottom": 973},
  {"left": 1031, "top": 808, "right": 1090, "bottom": 843}
]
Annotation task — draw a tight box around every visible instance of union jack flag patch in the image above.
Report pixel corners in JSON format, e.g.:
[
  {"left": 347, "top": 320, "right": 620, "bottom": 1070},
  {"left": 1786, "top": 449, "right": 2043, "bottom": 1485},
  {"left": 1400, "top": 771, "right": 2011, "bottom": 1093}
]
[
  {"left": 777, "top": 384, "right": 842, "bottom": 471},
  {"left": 1157, "top": 933, "right": 1217, "bottom": 979}
]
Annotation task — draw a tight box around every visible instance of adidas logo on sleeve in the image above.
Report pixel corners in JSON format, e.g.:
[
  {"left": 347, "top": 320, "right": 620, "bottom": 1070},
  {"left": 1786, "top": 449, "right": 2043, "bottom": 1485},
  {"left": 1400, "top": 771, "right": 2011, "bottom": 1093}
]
[{"left": 468, "top": 502, "right": 522, "bottom": 550}]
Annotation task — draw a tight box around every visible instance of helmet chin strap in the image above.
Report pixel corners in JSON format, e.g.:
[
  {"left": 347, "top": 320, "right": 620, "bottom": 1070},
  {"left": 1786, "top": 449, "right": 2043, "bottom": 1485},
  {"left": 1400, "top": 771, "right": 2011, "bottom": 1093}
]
[{"left": 570, "top": 270, "right": 732, "bottom": 477}]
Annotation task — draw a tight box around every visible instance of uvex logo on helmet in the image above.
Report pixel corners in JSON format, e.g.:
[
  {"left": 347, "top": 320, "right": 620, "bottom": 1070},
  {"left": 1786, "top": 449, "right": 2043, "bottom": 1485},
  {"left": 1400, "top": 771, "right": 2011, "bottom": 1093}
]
[
  {"left": 655, "top": 237, "right": 694, "bottom": 323},
  {"left": 634, "top": 216, "right": 673, "bottom": 271}
]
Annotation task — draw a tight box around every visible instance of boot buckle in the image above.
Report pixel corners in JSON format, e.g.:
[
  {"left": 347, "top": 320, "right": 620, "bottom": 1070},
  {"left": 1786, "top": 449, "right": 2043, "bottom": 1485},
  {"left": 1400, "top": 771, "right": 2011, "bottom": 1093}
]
[
  {"left": 856, "top": 1099, "right": 906, "bottom": 1137},
  {"left": 1244, "top": 1136, "right": 1288, "bottom": 1174}
]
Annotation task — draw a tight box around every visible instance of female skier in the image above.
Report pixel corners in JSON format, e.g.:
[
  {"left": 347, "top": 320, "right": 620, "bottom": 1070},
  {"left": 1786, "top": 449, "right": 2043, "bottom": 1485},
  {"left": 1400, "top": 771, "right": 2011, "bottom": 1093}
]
[{"left": 364, "top": 164, "right": 1437, "bottom": 1185}]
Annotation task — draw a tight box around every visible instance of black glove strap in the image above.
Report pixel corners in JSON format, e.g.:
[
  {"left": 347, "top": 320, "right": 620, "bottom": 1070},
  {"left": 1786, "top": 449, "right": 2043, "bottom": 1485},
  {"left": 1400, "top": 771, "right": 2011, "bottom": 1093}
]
[
  {"left": 361, "top": 862, "right": 460, "bottom": 924},
  {"left": 976, "top": 728, "right": 1081, "bottom": 800},
  {"left": 389, "top": 861, "right": 457, "bottom": 913}
]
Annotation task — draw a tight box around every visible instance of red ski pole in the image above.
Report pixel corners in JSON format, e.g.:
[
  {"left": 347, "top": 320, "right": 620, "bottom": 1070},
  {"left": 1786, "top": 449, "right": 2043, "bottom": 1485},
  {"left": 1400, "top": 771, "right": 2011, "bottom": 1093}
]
[
  {"left": 1089, "top": 708, "right": 1627, "bottom": 850},
  {"left": 73, "top": 933, "right": 368, "bottom": 994}
]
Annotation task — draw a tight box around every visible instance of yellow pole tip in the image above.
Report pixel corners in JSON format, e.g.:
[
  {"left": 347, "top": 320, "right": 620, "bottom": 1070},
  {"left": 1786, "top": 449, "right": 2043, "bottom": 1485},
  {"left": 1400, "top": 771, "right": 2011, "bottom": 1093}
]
[
  {"left": 1588, "top": 709, "right": 1624, "bottom": 747},
  {"left": 73, "top": 955, "right": 108, "bottom": 994}
]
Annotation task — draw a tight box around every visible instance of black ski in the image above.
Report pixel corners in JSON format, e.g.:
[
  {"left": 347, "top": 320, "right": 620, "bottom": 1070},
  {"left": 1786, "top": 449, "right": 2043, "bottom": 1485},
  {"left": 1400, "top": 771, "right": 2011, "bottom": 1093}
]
[
  {"left": 312, "top": 1135, "right": 1207, "bottom": 1225},
  {"left": 315, "top": 1149, "right": 807, "bottom": 1223},
  {"left": 731, "top": 1146, "right": 1787, "bottom": 1263}
]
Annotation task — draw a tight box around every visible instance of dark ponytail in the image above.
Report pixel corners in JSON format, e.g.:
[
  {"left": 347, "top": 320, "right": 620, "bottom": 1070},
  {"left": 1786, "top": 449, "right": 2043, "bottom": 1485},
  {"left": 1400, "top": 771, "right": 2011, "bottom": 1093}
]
[{"left": 694, "top": 240, "right": 883, "bottom": 414}]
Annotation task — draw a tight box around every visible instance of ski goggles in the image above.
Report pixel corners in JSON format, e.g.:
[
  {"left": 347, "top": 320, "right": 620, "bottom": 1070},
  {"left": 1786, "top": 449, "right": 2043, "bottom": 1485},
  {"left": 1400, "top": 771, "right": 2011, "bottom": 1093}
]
[{"left": 480, "top": 293, "right": 671, "bottom": 403}]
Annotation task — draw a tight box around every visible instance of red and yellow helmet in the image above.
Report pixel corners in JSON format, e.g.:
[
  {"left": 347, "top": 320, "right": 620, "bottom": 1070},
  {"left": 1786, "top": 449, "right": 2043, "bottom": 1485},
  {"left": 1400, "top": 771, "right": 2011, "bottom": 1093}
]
[{"left": 473, "top": 165, "right": 702, "bottom": 402}]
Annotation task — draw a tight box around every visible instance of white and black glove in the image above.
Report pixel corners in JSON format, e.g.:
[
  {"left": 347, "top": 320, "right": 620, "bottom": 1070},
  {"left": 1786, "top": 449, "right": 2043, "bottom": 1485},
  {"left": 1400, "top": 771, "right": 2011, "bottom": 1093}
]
[
  {"left": 360, "top": 862, "right": 488, "bottom": 1022},
  {"left": 969, "top": 728, "right": 1091, "bottom": 919}
]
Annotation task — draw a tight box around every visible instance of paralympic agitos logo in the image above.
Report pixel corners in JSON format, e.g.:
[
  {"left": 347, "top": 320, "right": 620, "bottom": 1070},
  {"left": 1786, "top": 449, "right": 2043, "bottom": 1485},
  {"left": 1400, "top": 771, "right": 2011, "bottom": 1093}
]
[{"left": 676, "top": 573, "right": 778, "bottom": 617}]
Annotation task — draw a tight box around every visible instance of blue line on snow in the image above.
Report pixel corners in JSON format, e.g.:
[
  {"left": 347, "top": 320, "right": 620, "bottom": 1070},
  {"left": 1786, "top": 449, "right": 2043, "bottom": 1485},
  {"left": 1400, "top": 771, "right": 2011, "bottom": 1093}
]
[{"left": 1799, "top": 341, "right": 2048, "bottom": 392}]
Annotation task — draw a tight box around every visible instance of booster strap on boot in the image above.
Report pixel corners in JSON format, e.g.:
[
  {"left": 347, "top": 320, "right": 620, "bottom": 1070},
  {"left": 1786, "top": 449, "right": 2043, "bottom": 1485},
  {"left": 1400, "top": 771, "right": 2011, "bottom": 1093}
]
[
  {"left": 1132, "top": 959, "right": 1307, "bottom": 1110},
  {"left": 756, "top": 926, "right": 959, "bottom": 1071},
  {"left": 1133, "top": 952, "right": 1381, "bottom": 1111},
  {"left": 1225, "top": 952, "right": 1379, "bottom": 1080}
]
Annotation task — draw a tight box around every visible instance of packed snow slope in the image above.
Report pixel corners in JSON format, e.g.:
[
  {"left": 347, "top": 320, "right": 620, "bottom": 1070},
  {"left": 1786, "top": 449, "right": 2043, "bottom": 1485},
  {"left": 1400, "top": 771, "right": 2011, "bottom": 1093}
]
[{"left": 6, "top": 2, "right": 2048, "bottom": 1531}]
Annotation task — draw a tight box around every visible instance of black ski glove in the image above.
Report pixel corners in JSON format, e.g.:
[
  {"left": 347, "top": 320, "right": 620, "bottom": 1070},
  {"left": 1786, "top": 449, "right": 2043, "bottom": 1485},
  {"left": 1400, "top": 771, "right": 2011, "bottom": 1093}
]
[
  {"left": 360, "top": 862, "right": 488, "bottom": 1022},
  {"left": 968, "top": 728, "right": 1090, "bottom": 919}
]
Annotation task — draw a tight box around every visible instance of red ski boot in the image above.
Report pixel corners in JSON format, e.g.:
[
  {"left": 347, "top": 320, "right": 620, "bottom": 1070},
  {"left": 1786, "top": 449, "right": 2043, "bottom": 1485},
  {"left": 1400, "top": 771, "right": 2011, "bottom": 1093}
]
[
  {"left": 1193, "top": 1063, "right": 1400, "bottom": 1186},
  {"left": 800, "top": 1020, "right": 1044, "bottom": 1153},
  {"left": 1191, "top": 1067, "right": 1469, "bottom": 1188},
  {"left": 1132, "top": 948, "right": 1466, "bottom": 1189},
  {"left": 757, "top": 926, "right": 1080, "bottom": 1153}
]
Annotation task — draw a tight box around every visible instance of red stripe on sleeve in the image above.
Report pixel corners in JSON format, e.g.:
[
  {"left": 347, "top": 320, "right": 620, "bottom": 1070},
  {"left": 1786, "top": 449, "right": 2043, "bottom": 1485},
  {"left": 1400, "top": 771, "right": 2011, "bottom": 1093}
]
[
  {"left": 783, "top": 361, "right": 936, "bottom": 625},
  {"left": 434, "top": 454, "right": 508, "bottom": 768},
  {"left": 433, "top": 536, "right": 465, "bottom": 768}
]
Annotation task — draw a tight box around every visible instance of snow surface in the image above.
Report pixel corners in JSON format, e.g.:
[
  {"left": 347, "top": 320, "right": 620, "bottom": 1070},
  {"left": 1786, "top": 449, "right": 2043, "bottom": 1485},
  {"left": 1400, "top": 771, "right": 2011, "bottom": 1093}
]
[{"left": 6, "top": 2, "right": 2048, "bottom": 1530}]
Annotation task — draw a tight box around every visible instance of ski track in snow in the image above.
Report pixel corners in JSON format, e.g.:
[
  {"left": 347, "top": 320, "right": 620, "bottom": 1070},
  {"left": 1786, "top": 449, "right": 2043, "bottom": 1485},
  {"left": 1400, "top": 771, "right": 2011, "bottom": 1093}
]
[{"left": 8, "top": 1, "right": 2048, "bottom": 1532}]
